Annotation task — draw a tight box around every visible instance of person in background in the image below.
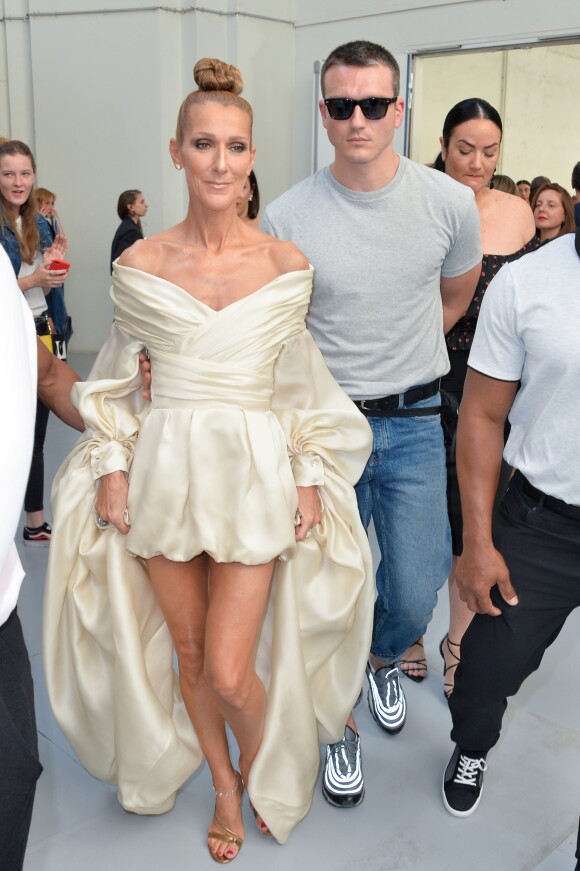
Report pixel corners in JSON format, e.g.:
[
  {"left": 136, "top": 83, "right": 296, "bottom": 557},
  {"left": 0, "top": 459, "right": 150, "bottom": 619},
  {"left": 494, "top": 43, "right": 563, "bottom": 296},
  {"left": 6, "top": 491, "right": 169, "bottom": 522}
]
[
  {"left": 442, "top": 229, "right": 580, "bottom": 830},
  {"left": 570, "top": 161, "right": 580, "bottom": 227},
  {"left": 0, "top": 245, "right": 82, "bottom": 871},
  {"left": 516, "top": 179, "right": 531, "bottom": 203},
  {"left": 532, "top": 182, "right": 575, "bottom": 244},
  {"left": 262, "top": 41, "right": 481, "bottom": 806},
  {"left": 529, "top": 174, "right": 550, "bottom": 204},
  {"left": 0, "top": 139, "right": 68, "bottom": 546},
  {"left": 236, "top": 169, "right": 259, "bottom": 222},
  {"left": 430, "top": 98, "right": 536, "bottom": 698},
  {"left": 34, "top": 186, "right": 72, "bottom": 345},
  {"left": 110, "top": 189, "right": 148, "bottom": 271},
  {"left": 491, "top": 174, "right": 517, "bottom": 196}
]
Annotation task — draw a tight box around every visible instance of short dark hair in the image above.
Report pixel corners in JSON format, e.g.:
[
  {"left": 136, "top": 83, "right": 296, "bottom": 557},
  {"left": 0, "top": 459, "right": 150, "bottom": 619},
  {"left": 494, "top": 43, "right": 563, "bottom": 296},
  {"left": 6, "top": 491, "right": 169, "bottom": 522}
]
[
  {"left": 320, "top": 40, "right": 400, "bottom": 98},
  {"left": 247, "top": 170, "right": 260, "bottom": 221},
  {"left": 516, "top": 179, "right": 531, "bottom": 187},
  {"left": 117, "top": 189, "right": 142, "bottom": 220},
  {"left": 571, "top": 161, "right": 580, "bottom": 191},
  {"left": 433, "top": 98, "right": 502, "bottom": 172},
  {"left": 530, "top": 175, "right": 550, "bottom": 200}
]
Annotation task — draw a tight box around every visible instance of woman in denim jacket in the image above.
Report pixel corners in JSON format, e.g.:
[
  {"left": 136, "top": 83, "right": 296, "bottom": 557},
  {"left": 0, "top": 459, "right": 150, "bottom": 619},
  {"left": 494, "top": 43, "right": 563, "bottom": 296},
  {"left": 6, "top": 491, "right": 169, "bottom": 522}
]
[{"left": 0, "top": 139, "right": 68, "bottom": 545}]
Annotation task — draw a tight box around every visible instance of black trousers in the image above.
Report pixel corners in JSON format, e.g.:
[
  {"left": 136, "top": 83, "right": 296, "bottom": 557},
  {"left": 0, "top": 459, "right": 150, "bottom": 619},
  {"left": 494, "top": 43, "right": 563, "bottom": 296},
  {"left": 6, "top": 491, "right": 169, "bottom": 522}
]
[
  {"left": 450, "top": 472, "right": 580, "bottom": 756},
  {"left": 0, "top": 609, "right": 43, "bottom": 870},
  {"left": 24, "top": 398, "right": 50, "bottom": 514}
]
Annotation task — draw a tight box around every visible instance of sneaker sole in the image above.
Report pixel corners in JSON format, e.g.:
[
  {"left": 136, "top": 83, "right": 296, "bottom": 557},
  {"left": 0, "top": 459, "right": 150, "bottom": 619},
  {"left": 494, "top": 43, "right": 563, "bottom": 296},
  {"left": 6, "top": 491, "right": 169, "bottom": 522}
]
[
  {"left": 322, "top": 784, "right": 365, "bottom": 808},
  {"left": 23, "top": 539, "right": 51, "bottom": 547},
  {"left": 441, "top": 778, "right": 483, "bottom": 818}
]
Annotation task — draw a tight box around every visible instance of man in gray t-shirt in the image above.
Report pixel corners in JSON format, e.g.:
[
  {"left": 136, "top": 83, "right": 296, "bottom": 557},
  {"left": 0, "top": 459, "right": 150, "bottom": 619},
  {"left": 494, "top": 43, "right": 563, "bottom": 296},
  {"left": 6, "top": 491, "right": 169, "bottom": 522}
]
[{"left": 262, "top": 40, "right": 481, "bottom": 809}]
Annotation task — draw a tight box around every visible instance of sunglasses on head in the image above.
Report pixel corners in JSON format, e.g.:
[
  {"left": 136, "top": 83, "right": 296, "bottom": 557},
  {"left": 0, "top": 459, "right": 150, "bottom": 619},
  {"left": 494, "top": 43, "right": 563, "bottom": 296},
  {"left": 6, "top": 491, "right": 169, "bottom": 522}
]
[{"left": 323, "top": 97, "right": 398, "bottom": 121}]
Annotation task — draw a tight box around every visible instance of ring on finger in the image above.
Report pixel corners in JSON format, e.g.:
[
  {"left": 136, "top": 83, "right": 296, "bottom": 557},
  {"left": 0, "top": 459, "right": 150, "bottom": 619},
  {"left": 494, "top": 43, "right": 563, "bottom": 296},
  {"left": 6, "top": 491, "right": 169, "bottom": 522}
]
[
  {"left": 305, "top": 528, "right": 313, "bottom": 539},
  {"left": 95, "top": 514, "right": 109, "bottom": 530}
]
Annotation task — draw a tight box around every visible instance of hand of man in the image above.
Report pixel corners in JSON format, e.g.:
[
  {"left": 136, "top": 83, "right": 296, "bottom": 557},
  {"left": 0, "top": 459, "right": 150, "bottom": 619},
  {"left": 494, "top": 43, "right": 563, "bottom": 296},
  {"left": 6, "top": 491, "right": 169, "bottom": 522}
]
[
  {"left": 94, "top": 471, "right": 130, "bottom": 535},
  {"left": 456, "top": 543, "right": 518, "bottom": 616},
  {"left": 139, "top": 351, "right": 152, "bottom": 401},
  {"left": 295, "top": 485, "right": 322, "bottom": 542}
]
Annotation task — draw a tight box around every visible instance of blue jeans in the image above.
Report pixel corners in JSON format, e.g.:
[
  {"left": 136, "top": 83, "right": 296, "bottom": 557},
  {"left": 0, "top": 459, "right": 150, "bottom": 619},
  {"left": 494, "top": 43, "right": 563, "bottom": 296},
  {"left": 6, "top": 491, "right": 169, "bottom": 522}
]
[{"left": 355, "top": 393, "right": 451, "bottom": 662}]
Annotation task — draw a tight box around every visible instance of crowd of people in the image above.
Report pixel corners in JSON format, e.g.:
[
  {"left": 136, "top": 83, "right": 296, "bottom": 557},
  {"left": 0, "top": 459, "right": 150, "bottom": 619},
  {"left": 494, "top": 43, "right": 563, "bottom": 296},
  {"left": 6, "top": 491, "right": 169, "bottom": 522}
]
[{"left": 1, "top": 39, "right": 579, "bottom": 871}]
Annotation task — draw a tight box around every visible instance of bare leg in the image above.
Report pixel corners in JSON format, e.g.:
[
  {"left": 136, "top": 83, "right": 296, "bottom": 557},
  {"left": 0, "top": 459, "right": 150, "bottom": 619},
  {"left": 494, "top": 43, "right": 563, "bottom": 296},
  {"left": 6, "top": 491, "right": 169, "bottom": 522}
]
[
  {"left": 204, "top": 558, "right": 275, "bottom": 836},
  {"left": 26, "top": 510, "right": 45, "bottom": 528},
  {"left": 147, "top": 554, "right": 275, "bottom": 860},
  {"left": 443, "top": 556, "right": 474, "bottom": 696}
]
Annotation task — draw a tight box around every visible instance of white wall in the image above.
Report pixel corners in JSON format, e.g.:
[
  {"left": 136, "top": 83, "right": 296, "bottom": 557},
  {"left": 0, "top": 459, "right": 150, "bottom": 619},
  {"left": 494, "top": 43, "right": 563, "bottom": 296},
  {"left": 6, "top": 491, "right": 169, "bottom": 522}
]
[
  {"left": 292, "top": 0, "right": 580, "bottom": 183},
  {"left": 1, "top": 0, "right": 294, "bottom": 351},
  {"left": 2, "top": 0, "right": 579, "bottom": 349}
]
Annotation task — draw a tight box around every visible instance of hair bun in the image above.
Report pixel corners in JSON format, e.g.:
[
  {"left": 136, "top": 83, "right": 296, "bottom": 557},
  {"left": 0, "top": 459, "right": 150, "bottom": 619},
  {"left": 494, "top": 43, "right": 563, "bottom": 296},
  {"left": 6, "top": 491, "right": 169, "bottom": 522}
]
[{"left": 193, "top": 58, "right": 243, "bottom": 95}]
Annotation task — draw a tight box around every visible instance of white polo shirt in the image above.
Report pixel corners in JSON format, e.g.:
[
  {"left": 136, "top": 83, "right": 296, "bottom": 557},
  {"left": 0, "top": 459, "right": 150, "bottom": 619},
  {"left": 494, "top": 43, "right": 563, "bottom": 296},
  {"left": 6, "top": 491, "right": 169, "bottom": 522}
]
[
  {"left": 468, "top": 233, "right": 580, "bottom": 506},
  {"left": 0, "top": 247, "right": 37, "bottom": 626}
]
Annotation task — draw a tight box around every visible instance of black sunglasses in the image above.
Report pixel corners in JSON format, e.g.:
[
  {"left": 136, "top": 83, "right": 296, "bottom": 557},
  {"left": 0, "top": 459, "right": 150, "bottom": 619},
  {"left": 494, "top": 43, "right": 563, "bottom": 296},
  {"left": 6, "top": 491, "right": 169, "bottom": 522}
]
[{"left": 324, "top": 97, "right": 397, "bottom": 121}]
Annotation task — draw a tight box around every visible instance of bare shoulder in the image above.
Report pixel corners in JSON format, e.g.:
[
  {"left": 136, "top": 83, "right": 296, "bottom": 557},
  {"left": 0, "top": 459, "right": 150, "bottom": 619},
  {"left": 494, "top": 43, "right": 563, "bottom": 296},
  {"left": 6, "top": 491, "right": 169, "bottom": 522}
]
[
  {"left": 263, "top": 235, "right": 310, "bottom": 275},
  {"left": 498, "top": 190, "right": 536, "bottom": 238},
  {"left": 117, "top": 232, "right": 175, "bottom": 273},
  {"left": 491, "top": 189, "right": 530, "bottom": 218},
  {"left": 486, "top": 190, "right": 536, "bottom": 243}
]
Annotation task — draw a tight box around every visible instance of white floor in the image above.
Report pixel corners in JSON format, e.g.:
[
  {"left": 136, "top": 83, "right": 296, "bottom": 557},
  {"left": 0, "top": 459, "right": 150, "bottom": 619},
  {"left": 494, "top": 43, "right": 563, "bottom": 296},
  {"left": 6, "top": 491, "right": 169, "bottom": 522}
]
[{"left": 18, "top": 353, "right": 580, "bottom": 871}]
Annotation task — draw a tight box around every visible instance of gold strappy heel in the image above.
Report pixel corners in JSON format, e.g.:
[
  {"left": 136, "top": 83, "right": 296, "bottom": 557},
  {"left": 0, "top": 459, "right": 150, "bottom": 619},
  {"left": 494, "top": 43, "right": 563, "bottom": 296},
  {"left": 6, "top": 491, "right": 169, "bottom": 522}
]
[{"left": 208, "top": 772, "right": 244, "bottom": 864}]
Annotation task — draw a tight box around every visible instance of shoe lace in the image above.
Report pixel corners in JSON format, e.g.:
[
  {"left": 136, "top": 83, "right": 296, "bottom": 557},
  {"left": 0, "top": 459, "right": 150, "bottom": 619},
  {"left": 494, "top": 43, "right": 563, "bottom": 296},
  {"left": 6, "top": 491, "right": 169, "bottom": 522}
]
[
  {"left": 454, "top": 754, "right": 487, "bottom": 786},
  {"left": 329, "top": 737, "right": 358, "bottom": 777}
]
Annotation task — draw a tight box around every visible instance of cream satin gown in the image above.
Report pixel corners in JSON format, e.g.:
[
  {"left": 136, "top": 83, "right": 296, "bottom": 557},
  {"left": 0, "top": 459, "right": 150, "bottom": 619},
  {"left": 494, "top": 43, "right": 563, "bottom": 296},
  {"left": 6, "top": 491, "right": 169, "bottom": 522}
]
[{"left": 43, "top": 264, "right": 374, "bottom": 843}]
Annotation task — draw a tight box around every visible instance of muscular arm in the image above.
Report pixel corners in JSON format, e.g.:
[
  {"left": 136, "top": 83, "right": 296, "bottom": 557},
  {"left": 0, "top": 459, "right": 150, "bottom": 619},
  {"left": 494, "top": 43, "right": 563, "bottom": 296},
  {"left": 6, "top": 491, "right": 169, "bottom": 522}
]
[
  {"left": 455, "top": 368, "right": 519, "bottom": 615},
  {"left": 36, "top": 338, "right": 85, "bottom": 431},
  {"left": 440, "top": 261, "right": 481, "bottom": 334}
]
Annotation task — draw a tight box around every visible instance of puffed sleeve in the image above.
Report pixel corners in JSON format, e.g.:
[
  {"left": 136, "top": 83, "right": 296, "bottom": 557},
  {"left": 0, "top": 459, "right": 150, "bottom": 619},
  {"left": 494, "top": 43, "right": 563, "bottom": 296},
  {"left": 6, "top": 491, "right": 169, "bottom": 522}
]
[
  {"left": 271, "top": 327, "right": 372, "bottom": 489},
  {"left": 71, "top": 322, "right": 148, "bottom": 478}
]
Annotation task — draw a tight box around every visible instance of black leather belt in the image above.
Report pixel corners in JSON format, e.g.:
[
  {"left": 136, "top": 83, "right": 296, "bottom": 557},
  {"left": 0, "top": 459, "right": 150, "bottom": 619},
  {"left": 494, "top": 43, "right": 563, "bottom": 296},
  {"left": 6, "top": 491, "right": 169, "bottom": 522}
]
[
  {"left": 517, "top": 471, "right": 580, "bottom": 521},
  {"left": 354, "top": 379, "right": 440, "bottom": 417}
]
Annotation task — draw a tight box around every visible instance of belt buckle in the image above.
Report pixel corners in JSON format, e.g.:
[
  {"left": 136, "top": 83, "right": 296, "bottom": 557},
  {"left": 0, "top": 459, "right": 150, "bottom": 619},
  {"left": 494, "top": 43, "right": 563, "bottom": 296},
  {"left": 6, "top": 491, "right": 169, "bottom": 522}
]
[{"left": 359, "top": 399, "right": 370, "bottom": 411}]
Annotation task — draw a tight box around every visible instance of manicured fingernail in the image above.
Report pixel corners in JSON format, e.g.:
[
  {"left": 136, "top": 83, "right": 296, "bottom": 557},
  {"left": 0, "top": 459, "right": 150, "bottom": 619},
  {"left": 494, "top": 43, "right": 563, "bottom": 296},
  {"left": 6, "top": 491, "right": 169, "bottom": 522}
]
[{"left": 508, "top": 596, "right": 518, "bottom": 605}]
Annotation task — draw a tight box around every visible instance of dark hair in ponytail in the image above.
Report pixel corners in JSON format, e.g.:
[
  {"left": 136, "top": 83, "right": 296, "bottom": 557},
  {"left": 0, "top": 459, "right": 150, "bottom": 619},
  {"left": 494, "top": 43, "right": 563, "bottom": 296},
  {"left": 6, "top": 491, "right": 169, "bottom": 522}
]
[{"left": 433, "top": 97, "right": 502, "bottom": 172}]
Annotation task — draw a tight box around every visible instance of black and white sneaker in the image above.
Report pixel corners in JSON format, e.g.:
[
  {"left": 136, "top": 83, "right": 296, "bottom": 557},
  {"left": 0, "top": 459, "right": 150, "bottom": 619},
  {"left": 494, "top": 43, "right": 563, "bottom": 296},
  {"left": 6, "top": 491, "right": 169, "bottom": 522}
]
[
  {"left": 366, "top": 661, "right": 406, "bottom": 734},
  {"left": 442, "top": 745, "right": 487, "bottom": 817},
  {"left": 322, "top": 726, "right": 364, "bottom": 808}
]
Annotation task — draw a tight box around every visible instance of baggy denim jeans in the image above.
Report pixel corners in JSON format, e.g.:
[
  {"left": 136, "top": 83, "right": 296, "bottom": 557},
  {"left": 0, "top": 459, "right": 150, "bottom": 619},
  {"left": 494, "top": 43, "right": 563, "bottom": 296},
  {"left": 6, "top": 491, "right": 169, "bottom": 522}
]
[{"left": 355, "top": 393, "right": 451, "bottom": 662}]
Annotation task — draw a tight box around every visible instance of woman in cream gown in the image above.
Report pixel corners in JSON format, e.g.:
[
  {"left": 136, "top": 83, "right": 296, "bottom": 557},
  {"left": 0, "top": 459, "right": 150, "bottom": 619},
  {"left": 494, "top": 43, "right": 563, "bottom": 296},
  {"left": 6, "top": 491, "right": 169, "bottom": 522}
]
[{"left": 43, "top": 59, "right": 373, "bottom": 861}]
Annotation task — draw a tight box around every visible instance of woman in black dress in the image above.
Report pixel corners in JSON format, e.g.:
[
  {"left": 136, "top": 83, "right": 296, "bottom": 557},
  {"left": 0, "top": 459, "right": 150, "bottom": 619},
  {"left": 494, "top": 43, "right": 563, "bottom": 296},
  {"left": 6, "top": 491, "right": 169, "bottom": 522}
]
[{"left": 110, "top": 189, "right": 148, "bottom": 271}]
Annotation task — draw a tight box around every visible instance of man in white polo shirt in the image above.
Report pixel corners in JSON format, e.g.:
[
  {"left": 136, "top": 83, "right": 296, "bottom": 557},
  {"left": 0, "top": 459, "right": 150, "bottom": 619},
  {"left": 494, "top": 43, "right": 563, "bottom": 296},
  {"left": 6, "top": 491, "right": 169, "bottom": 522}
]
[{"left": 441, "top": 227, "right": 580, "bottom": 856}]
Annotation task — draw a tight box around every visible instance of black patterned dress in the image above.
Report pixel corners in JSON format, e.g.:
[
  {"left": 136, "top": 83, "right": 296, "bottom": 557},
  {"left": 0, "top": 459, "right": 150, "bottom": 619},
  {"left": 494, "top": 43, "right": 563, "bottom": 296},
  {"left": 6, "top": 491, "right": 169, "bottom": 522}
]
[{"left": 443, "top": 237, "right": 539, "bottom": 553}]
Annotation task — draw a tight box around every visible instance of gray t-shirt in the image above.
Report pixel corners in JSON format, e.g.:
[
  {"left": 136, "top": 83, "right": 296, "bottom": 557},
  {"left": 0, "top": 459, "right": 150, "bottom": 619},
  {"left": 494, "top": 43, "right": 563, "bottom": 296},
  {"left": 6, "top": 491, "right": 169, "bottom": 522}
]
[
  {"left": 468, "top": 233, "right": 580, "bottom": 505},
  {"left": 262, "top": 158, "right": 481, "bottom": 398}
]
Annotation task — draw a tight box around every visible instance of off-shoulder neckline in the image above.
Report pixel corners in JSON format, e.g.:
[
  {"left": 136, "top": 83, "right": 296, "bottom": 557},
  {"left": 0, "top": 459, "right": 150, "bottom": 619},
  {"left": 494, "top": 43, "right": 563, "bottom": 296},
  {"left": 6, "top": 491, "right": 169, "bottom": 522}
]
[{"left": 113, "top": 263, "right": 313, "bottom": 313}]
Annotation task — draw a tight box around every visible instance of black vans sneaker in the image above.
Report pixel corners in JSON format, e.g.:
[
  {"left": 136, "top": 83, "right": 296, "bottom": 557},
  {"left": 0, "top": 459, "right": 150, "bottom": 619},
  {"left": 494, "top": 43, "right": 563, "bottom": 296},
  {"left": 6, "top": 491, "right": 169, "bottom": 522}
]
[{"left": 442, "top": 745, "right": 487, "bottom": 817}]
